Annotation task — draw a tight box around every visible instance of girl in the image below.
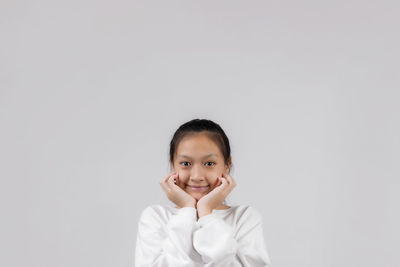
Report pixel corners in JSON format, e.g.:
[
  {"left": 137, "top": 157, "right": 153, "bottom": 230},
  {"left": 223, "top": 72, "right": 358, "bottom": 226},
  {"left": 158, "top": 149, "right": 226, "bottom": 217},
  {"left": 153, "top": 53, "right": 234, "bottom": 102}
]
[{"left": 134, "top": 119, "right": 271, "bottom": 266}]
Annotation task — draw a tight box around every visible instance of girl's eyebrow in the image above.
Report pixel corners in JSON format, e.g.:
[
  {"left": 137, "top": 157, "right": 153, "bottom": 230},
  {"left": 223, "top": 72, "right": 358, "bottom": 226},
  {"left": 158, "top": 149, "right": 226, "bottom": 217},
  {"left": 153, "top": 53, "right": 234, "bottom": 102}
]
[{"left": 178, "top": 153, "right": 218, "bottom": 159}]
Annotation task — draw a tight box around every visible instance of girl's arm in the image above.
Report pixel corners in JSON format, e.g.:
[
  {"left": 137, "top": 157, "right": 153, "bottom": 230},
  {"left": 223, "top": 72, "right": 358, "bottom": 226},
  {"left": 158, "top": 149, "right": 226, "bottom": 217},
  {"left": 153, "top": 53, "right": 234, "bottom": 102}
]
[
  {"left": 134, "top": 205, "right": 202, "bottom": 267},
  {"left": 193, "top": 206, "right": 272, "bottom": 267}
]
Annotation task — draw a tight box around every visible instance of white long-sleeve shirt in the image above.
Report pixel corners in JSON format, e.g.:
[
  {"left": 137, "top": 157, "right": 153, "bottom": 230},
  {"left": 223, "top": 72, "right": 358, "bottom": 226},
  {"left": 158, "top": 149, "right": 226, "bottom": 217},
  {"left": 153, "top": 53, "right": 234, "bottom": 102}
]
[{"left": 134, "top": 204, "right": 271, "bottom": 267}]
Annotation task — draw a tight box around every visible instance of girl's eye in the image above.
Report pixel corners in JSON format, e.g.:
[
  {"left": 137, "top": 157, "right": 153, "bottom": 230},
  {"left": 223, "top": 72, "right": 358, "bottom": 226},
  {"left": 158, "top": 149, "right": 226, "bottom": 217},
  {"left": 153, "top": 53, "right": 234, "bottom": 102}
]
[{"left": 179, "top": 162, "right": 216, "bottom": 167}]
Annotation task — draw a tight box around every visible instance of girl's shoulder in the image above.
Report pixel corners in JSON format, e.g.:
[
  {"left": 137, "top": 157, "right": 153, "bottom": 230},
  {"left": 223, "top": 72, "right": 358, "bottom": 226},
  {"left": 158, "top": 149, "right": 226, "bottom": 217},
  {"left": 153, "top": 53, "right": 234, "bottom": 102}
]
[
  {"left": 230, "top": 204, "right": 264, "bottom": 224},
  {"left": 138, "top": 204, "right": 172, "bottom": 223},
  {"left": 140, "top": 203, "right": 189, "bottom": 214},
  {"left": 140, "top": 203, "right": 166, "bottom": 213},
  {"left": 138, "top": 203, "right": 194, "bottom": 221}
]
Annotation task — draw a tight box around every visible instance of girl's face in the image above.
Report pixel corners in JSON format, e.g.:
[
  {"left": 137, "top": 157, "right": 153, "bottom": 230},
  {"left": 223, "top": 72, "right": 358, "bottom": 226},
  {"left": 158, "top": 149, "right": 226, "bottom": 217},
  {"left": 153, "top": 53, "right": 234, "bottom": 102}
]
[{"left": 171, "top": 133, "right": 231, "bottom": 201}]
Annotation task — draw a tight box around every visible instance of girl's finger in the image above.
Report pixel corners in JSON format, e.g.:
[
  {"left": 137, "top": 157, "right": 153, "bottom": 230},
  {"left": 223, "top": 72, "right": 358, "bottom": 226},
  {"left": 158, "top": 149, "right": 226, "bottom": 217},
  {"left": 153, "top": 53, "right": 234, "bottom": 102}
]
[
  {"left": 219, "top": 177, "right": 228, "bottom": 188},
  {"left": 164, "top": 172, "right": 176, "bottom": 184},
  {"left": 160, "top": 174, "right": 171, "bottom": 187},
  {"left": 214, "top": 176, "right": 222, "bottom": 187},
  {"left": 160, "top": 179, "right": 169, "bottom": 192},
  {"left": 220, "top": 173, "right": 230, "bottom": 186},
  {"left": 160, "top": 173, "right": 176, "bottom": 193},
  {"left": 223, "top": 172, "right": 236, "bottom": 187},
  {"left": 161, "top": 172, "right": 172, "bottom": 184},
  {"left": 219, "top": 177, "right": 233, "bottom": 195},
  {"left": 167, "top": 174, "right": 178, "bottom": 188},
  {"left": 219, "top": 177, "right": 233, "bottom": 197}
]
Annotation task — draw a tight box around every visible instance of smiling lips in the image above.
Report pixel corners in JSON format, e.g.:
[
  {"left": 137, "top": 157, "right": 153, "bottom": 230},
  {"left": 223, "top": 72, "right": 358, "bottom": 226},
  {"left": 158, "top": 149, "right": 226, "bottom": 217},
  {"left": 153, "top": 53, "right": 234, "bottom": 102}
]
[{"left": 186, "top": 185, "right": 209, "bottom": 192}]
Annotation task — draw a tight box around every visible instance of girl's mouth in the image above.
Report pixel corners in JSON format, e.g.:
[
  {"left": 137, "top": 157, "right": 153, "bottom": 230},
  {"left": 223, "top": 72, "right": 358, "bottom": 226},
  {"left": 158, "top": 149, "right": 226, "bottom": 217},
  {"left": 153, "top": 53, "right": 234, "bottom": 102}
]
[{"left": 186, "top": 185, "right": 209, "bottom": 192}]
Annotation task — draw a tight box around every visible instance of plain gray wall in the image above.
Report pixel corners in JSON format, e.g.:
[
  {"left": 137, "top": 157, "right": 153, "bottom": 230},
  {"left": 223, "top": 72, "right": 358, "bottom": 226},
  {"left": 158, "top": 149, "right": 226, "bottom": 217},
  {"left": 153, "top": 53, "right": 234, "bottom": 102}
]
[{"left": 1, "top": 1, "right": 399, "bottom": 267}]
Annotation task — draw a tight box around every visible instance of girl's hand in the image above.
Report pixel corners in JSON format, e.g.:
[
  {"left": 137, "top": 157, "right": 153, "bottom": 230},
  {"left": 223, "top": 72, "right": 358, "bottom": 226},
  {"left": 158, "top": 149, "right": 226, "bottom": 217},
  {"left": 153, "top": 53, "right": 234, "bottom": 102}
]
[
  {"left": 160, "top": 172, "right": 197, "bottom": 208},
  {"left": 196, "top": 172, "right": 237, "bottom": 217}
]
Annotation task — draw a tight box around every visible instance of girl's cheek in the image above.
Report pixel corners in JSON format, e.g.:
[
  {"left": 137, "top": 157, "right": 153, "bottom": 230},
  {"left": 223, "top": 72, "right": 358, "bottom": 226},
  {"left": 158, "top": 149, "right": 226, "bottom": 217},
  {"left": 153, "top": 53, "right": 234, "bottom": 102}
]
[
  {"left": 178, "top": 177, "right": 187, "bottom": 188},
  {"left": 213, "top": 177, "right": 221, "bottom": 187}
]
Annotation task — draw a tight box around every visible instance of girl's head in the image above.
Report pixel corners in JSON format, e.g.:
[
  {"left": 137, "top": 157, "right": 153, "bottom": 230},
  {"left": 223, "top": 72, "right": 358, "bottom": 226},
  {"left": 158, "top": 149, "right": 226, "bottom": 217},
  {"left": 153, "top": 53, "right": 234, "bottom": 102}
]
[{"left": 169, "top": 119, "right": 232, "bottom": 201}]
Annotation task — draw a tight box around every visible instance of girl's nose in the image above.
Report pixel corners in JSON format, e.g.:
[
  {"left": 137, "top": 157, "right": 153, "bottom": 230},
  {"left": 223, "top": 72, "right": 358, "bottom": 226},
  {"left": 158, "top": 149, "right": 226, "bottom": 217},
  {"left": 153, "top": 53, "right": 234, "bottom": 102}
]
[
  {"left": 189, "top": 176, "right": 205, "bottom": 183},
  {"left": 189, "top": 164, "right": 205, "bottom": 182}
]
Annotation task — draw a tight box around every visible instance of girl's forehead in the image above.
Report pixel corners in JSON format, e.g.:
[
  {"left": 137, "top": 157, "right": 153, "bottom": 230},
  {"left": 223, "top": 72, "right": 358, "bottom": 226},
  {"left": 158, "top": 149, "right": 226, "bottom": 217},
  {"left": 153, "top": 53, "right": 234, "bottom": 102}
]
[
  {"left": 176, "top": 136, "right": 221, "bottom": 157},
  {"left": 178, "top": 135, "right": 218, "bottom": 150}
]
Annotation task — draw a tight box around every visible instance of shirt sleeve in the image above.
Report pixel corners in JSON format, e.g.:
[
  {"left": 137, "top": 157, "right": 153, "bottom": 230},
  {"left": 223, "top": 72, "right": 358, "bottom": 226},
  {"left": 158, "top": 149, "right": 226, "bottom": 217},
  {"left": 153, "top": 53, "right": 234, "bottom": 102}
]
[
  {"left": 192, "top": 206, "right": 272, "bottom": 267},
  {"left": 134, "top": 205, "right": 202, "bottom": 267}
]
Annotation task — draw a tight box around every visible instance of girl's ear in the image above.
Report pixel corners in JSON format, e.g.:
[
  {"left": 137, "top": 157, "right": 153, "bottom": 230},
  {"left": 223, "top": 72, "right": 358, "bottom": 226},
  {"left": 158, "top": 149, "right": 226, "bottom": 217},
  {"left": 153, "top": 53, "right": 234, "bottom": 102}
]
[
  {"left": 225, "top": 165, "right": 230, "bottom": 174},
  {"left": 225, "top": 156, "right": 232, "bottom": 173}
]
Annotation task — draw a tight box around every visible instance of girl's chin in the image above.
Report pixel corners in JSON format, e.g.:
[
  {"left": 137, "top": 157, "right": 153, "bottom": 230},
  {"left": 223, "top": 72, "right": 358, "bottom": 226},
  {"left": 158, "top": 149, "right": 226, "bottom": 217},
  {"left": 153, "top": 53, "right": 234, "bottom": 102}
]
[{"left": 192, "top": 195, "right": 204, "bottom": 201}]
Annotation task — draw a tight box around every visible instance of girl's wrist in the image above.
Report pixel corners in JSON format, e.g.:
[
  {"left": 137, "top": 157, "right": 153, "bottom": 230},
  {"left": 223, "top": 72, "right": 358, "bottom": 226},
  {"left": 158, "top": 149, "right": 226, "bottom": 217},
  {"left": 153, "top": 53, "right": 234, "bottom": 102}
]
[
  {"left": 197, "top": 207, "right": 212, "bottom": 218},
  {"left": 197, "top": 210, "right": 211, "bottom": 218},
  {"left": 181, "top": 203, "right": 196, "bottom": 209}
]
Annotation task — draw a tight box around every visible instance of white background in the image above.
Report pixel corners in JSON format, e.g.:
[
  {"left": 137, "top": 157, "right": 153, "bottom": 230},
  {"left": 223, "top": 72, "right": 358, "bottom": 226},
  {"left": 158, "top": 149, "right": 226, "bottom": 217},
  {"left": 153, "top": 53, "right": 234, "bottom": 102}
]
[{"left": 1, "top": 1, "right": 399, "bottom": 266}]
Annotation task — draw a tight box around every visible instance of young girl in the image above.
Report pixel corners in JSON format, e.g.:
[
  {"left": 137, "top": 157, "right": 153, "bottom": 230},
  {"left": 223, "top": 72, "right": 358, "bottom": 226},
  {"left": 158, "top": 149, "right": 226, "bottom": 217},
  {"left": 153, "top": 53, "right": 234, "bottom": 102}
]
[{"left": 134, "top": 119, "right": 271, "bottom": 266}]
